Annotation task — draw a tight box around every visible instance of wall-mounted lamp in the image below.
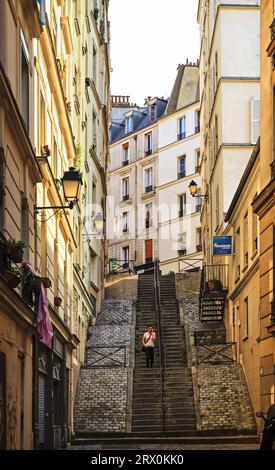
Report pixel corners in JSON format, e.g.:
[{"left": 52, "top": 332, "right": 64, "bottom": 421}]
[
  {"left": 35, "top": 167, "right": 83, "bottom": 213},
  {"left": 188, "top": 180, "right": 208, "bottom": 201}
]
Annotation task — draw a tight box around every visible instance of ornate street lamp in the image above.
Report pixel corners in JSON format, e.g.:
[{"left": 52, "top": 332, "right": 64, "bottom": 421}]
[
  {"left": 188, "top": 180, "right": 208, "bottom": 201},
  {"left": 35, "top": 167, "right": 82, "bottom": 212}
]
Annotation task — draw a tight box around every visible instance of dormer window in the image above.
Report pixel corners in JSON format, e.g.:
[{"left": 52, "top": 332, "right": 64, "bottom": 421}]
[
  {"left": 149, "top": 105, "right": 156, "bottom": 122},
  {"left": 125, "top": 116, "right": 133, "bottom": 134}
]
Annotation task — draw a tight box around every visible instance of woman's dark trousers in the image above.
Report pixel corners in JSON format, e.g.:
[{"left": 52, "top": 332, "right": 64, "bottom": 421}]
[{"left": 145, "top": 347, "right": 154, "bottom": 368}]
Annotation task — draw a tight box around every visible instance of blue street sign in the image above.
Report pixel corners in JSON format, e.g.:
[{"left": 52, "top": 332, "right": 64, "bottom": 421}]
[{"left": 213, "top": 236, "right": 233, "bottom": 255}]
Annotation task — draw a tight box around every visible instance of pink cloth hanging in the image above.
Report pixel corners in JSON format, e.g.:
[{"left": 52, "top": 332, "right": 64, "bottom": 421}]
[{"left": 24, "top": 263, "right": 53, "bottom": 347}]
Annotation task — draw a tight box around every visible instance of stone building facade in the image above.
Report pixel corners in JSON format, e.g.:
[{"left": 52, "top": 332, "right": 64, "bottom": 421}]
[{"left": 0, "top": 0, "right": 110, "bottom": 450}]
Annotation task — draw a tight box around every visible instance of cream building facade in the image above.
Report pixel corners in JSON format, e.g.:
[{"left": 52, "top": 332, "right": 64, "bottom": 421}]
[
  {"left": 223, "top": 141, "right": 261, "bottom": 420},
  {"left": 158, "top": 64, "right": 202, "bottom": 274},
  {"left": 197, "top": 0, "right": 260, "bottom": 263},
  {"left": 107, "top": 97, "right": 167, "bottom": 272},
  {"left": 0, "top": 0, "right": 110, "bottom": 450}
]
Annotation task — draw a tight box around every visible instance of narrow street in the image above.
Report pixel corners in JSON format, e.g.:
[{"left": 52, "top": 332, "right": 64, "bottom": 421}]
[{"left": 72, "top": 270, "right": 259, "bottom": 450}]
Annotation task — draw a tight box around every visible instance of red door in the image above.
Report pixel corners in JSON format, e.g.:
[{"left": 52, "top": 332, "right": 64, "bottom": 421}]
[{"left": 145, "top": 239, "right": 153, "bottom": 263}]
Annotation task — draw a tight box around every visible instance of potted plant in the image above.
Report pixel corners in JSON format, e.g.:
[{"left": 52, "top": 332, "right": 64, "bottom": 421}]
[
  {"left": 29, "top": 275, "right": 42, "bottom": 290},
  {"left": 3, "top": 239, "right": 26, "bottom": 263},
  {"left": 2, "top": 267, "right": 21, "bottom": 288},
  {"left": 41, "top": 277, "right": 52, "bottom": 288},
  {"left": 54, "top": 296, "right": 62, "bottom": 307}
]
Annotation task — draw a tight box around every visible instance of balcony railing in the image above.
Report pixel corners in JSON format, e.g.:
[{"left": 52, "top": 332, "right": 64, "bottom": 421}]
[
  {"left": 177, "top": 132, "right": 186, "bottom": 141},
  {"left": 108, "top": 259, "right": 134, "bottom": 274},
  {"left": 145, "top": 149, "right": 152, "bottom": 157},
  {"left": 202, "top": 264, "right": 229, "bottom": 292},
  {"left": 178, "top": 209, "right": 186, "bottom": 218},
  {"left": 145, "top": 185, "right": 153, "bottom": 193}
]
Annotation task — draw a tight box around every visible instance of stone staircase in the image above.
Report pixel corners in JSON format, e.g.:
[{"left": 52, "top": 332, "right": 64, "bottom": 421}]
[
  {"left": 160, "top": 275, "right": 196, "bottom": 434},
  {"left": 132, "top": 274, "right": 162, "bottom": 434},
  {"left": 131, "top": 273, "right": 196, "bottom": 435}
]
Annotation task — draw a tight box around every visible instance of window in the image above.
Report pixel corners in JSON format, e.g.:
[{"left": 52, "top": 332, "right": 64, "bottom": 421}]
[
  {"left": 39, "top": 92, "right": 46, "bottom": 153},
  {"left": 250, "top": 98, "right": 260, "bottom": 145},
  {"left": 93, "top": 45, "right": 97, "bottom": 87},
  {"left": 145, "top": 203, "right": 152, "bottom": 229},
  {"left": 122, "top": 246, "right": 129, "bottom": 268},
  {"left": 178, "top": 156, "right": 186, "bottom": 179},
  {"left": 149, "top": 105, "right": 156, "bottom": 122},
  {"left": 125, "top": 116, "right": 133, "bottom": 134},
  {"left": 214, "top": 114, "right": 218, "bottom": 157},
  {"left": 144, "top": 168, "right": 152, "bottom": 192},
  {"left": 20, "top": 30, "right": 29, "bottom": 131},
  {"left": 145, "top": 133, "right": 152, "bottom": 156},
  {"left": 122, "top": 177, "right": 129, "bottom": 201},
  {"left": 252, "top": 196, "right": 258, "bottom": 254},
  {"left": 122, "top": 212, "right": 129, "bottom": 233},
  {"left": 178, "top": 116, "right": 186, "bottom": 140},
  {"left": 235, "top": 227, "right": 241, "bottom": 281},
  {"left": 178, "top": 194, "right": 186, "bottom": 217},
  {"left": 195, "top": 149, "right": 200, "bottom": 173},
  {"left": 122, "top": 143, "right": 129, "bottom": 166},
  {"left": 195, "top": 110, "right": 200, "bottom": 133},
  {"left": 215, "top": 186, "right": 220, "bottom": 230},
  {"left": 178, "top": 232, "right": 187, "bottom": 256},
  {"left": 196, "top": 189, "right": 202, "bottom": 212},
  {"left": 243, "top": 212, "right": 248, "bottom": 268},
  {"left": 243, "top": 297, "right": 249, "bottom": 339},
  {"left": 196, "top": 228, "right": 202, "bottom": 252}
]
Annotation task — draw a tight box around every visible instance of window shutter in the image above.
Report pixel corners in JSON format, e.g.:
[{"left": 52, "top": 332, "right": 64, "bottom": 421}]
[{"left": 250, "top": 98, "right": 260, "bottom": 145}]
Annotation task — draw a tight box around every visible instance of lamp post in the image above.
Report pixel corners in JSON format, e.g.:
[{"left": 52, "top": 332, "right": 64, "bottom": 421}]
[{"left": 35, "top": 167, "right": 83, "bottom": 212}]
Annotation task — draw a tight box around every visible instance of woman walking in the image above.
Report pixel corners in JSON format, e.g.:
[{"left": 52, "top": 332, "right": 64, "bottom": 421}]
[{"left": 142, "top": 325, "right": 156, "bottom": 368}]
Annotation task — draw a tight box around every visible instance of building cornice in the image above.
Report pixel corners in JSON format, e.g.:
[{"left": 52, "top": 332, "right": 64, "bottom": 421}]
[
  {"left": 159, "top": 131, "right": 200, "bottom": 154},
  {"left": 252, "top": 177, "right": 275, "bottom": 219}
]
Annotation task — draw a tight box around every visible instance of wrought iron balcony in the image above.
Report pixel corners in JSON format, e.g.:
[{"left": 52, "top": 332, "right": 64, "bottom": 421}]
[
  {"left": 177, "top": 132, "right": 186, "bottom": 141},
  {"left": 145, "top": 185, "right": 153, "bottom": 193}
]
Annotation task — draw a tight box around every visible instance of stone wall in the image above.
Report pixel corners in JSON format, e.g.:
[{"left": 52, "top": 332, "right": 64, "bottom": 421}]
[
  {"left": 74, "top": 299, "right": 135, "bottom": 434},
  {"left": 105, "top": 274, "right": 138, "bottom": 300},
  {"left": 177, "top": 272, "right": 256, "bottom": 433},
  {"left": 197, "top": 365, "right": 255, "bottom": 432}
]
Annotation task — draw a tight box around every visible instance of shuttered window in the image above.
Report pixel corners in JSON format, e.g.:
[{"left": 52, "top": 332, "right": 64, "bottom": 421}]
[
  {"left": 250, "top": 98, "right": 260, "bottom": 145},
  {"left": 38, "top": 374, "right": 46, "bottom": 445}
]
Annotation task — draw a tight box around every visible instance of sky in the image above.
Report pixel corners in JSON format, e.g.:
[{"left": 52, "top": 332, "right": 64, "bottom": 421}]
[{"left": 109, "top": 0, "right": 200, "bottom": 106}]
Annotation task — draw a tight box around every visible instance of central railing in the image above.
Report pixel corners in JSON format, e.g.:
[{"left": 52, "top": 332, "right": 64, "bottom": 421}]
[
  {"left": 153, "top": 259, "right": 165, "bottom": 433},
  {"left": 108, "top": 259, "right": 134, "bottom": 275}
]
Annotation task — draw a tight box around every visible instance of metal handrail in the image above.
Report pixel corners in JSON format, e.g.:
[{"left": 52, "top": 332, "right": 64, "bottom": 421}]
[
  {"left": 196, "top": 342, "right": 236, "bottom": 365},
  {"left": 85, "top": 345, "right": 127, "bottom": 368},
  {"left": 153, "top": 259, "right": 165, "bottom": 433}
]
